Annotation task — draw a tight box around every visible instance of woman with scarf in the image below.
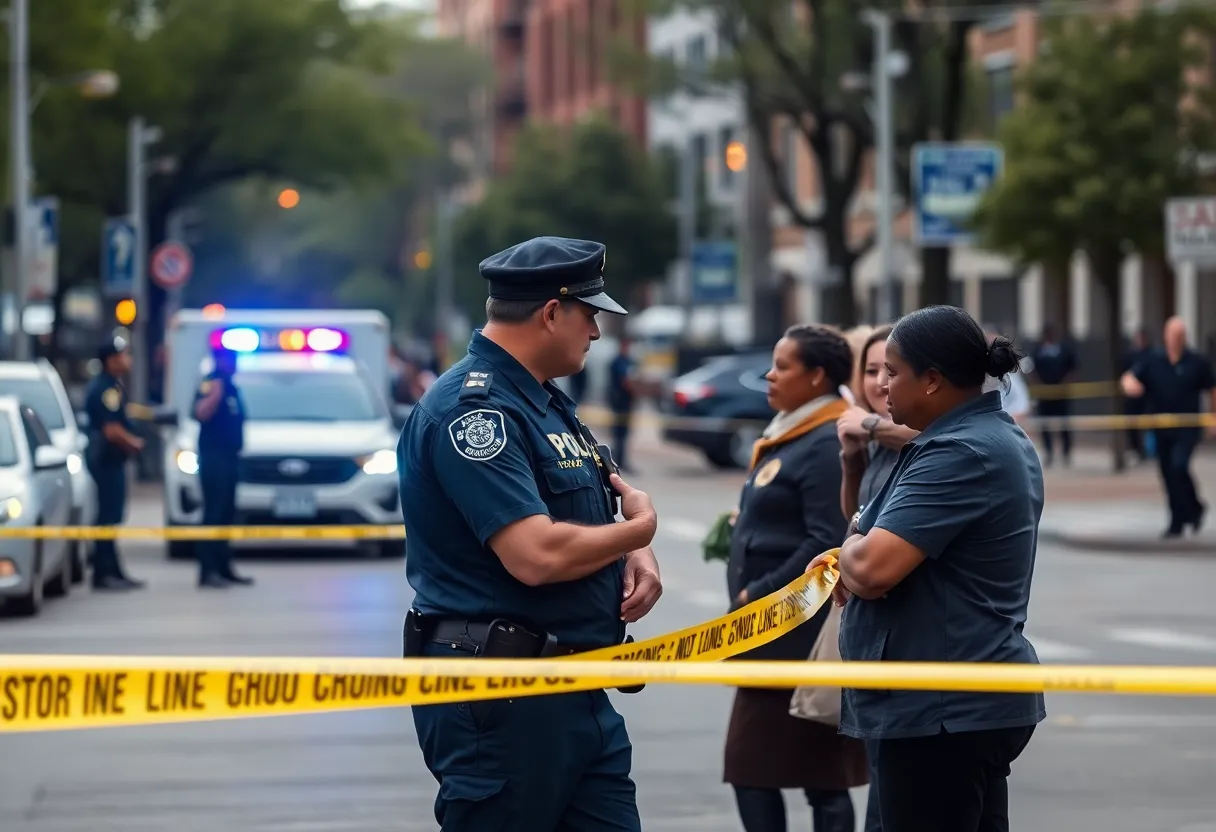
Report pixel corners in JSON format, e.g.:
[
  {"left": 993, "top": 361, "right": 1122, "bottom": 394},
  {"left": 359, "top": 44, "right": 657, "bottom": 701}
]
[{"left": 722, "top": 324, "right": 870, "bottom": 832}]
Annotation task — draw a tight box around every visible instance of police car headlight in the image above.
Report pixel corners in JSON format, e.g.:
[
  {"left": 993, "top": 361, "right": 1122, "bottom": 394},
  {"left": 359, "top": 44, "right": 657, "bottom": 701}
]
[
  {"left": 359, "top": 450, "right": 397, "bottom": 476},
  {"left": 0, "top": 497, "right": 24, "bottom": 523},
  {"left": 176, "top": 450, "right": 199, "bottom": 475},
  {"left": 66, "top": 453, "right": 82, "bottom": 475}
]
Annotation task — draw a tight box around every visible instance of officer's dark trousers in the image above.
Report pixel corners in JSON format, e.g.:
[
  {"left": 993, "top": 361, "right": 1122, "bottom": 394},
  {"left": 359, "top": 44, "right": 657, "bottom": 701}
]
[
  {"left": 874, "top": 725, "right": 1034, "bottom": 832},
  {"left": 1036, "top": 397, "right": 1071, "bottom": 462},
  {"left": 198, "top": 455, "right": 239, "bottom": 580},
  {"left": 88, "top": 462, "right": 126, "bottom": 581},
  {"left": 610, "top": 410, "right": 630, "bottom": 471},
  {"left": 412, "top": 646, "right": 640, "bottom": 831},
  {"left": 1155, "top": 429, "right": 1204, "bottom": 531}
]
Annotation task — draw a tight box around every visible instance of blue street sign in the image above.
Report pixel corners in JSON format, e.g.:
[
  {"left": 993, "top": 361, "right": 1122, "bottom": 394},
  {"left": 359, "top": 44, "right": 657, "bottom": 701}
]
[
  {"left": 690, "top": 241, "right": 738, "bottom": 304},
  {"left": 101, "top": 217, "right": 136, "bottom": 297},
  {"left": 912, "top": 142, "right": 1004, "bottom": 247}
]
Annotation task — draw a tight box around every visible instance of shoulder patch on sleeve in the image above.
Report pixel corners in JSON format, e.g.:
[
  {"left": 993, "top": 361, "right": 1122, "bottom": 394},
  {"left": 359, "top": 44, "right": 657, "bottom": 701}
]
[
  {"left": 447, "top": 408, "right": 507, "bottom": 462},
  {"left": 458, "top": 371, "right": 494, "bottom": 398},
  {"left": 102, "top": 388, "right": 122, "bottom": 412}
]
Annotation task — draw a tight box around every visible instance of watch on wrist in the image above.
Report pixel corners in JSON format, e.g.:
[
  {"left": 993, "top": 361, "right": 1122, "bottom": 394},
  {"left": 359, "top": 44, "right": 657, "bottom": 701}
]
[{"left": 861, "top": 414, "right": 881, "bottom": 439}]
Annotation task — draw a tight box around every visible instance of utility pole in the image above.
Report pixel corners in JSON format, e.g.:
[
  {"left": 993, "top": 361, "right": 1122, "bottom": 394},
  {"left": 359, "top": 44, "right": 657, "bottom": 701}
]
[
  {"left": 9, "top": 0, "right": 29, "bottom": 359},
  {"left": 127, "top": 116, "right": 162, "bottom": 408},
  {"left": 864, "top": 9, "right": 898, "bottom": 324},
  {"left": 679, "top": 136, "right": 697, "bottom": 325},
  {"left": 434, "top": 194, "right": 457, "bottom": 369}
]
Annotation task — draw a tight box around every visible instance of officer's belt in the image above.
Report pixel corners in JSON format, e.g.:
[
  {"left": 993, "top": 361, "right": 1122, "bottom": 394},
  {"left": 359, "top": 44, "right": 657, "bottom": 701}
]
[{"left": 428, "top": 619, "right": 599, "bottom": 657}]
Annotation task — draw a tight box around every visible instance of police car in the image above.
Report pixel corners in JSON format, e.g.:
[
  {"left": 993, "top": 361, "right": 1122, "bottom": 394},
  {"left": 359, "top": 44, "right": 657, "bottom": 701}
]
[{"left": 159, "top": 309, "right": 409, "bottom": 560}]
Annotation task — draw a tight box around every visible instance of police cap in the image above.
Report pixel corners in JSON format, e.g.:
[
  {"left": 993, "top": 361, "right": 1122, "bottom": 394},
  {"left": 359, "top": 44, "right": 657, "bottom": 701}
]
[
  {"left": 479, "top": 236, "right": 627, "bottom": 315},
  {"left": 97, "top": 335, "right": 128, "bottom": 362}
]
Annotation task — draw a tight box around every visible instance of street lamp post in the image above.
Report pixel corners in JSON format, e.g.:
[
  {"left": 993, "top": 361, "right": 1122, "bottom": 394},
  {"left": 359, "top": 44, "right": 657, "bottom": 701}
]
[
  {"left": 128, "top": 116, "right": 161, "bottom": 410},
  {"left": 862, "top": 8, "right": 898, "bottom": 324},
  {"left": 9, "top": 0, "right": 30, "bottom": 360}
]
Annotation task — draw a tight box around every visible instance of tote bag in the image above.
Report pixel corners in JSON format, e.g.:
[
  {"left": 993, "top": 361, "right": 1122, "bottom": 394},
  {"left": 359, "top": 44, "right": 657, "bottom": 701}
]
[{"left": 788, "top": 602, "right": 843, "bottom": 726}]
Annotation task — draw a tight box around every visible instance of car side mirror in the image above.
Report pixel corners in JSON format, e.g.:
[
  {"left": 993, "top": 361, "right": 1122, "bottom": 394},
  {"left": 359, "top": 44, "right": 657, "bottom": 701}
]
[
  {"left": 34, "top": 445, "right": 69, "bottom": 471},
  {"left": 75, "top": 411, "right": 89, "bottom": 431},
  {"left": 392, "top": 403, "right": 413, "bottom": 429}
]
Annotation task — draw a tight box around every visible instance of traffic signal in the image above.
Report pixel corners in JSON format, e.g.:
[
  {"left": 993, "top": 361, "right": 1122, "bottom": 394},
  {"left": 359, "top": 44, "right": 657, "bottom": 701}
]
[
  {"left": 413, "top": 250, "right": 432, "bottom": 270},
  {"left": 725, "top": 141, "right": 747, "bottom": 173},
  {"left": 278, "top": 188, "right": 300, "bottom": 209},
  {"left": 115, "top": 299, "right": 137, "bottom": 326}
]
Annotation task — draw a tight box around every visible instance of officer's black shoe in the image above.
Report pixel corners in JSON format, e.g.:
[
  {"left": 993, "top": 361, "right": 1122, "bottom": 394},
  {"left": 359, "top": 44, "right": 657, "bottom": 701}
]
[
  {"left": 119, "top": 576, "right": 146, "bottom": 590},
  {"left": 222, "top": 573, "right": 255, "bottom": 586},
  {"left": 198, "top": 574, "right": 230, "bottom": 589},
  {"left": 92, "top": 575, "right": 133, "bottom": 591}
]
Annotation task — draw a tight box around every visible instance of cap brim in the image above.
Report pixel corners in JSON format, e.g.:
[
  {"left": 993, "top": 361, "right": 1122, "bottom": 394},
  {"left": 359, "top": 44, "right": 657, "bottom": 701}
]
[{"left": 576, "top": 292, "right": 628, "bottom": 315}]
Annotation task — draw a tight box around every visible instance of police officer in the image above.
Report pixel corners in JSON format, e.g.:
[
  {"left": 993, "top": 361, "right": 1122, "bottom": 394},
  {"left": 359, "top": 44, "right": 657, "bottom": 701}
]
[
  {"left": 193, "top": 345, "right": 254, "bottom": 588},
  {"left": 84, "top": 337, "right": 146, "bottom": 591},
  {"left": 398, "top": 236, "right": 664, "bottom": 831}
]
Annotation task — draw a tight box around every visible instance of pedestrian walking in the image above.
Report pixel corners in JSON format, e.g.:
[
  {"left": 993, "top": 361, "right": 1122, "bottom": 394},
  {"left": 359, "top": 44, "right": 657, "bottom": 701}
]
[
  {"left": 811, "top": 305, "right": 1045, "bottom": 832},
  {"left": 1121, "top": 315, "right": 1216, "bottom": 537},
  {"left": 192, "top": 344, "right": 254, "bottom": 588},
  {"left": 397, "top": 236, "right": 664, "bottom": 831},
  {"left": 1122, "top": 327, "right": 1153, "bottom": 461},
  {"left": 1030, "top": 322, "right": 1079, "bottom": 466},
  {"left": 83, "top": 337, "right": 146, "bottom": 591},
  {"left": 722, "top": 324, "right": 869, "bottom": 832}
]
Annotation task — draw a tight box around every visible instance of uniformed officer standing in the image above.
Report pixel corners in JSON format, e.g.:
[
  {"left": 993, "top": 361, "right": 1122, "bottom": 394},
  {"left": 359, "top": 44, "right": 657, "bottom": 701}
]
[
  {"left": 84, "top": 338, "right": 146, "bottom": 591},
  {"left": 398, "top": 236, "right": 664, "bottom": 832},
  {"left": 193, "top": 345, "right": 254, "bottom": 588}
]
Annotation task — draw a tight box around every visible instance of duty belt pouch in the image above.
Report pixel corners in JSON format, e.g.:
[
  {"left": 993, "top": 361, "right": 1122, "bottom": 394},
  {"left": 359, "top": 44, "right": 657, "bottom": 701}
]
[
  {"left": 481, "top": 619, "right": 540, "bottom": 658},
  {"left": 616, "top": 635, "right": 645, "bottom": 694},
  {"left": 403, "top": 609, "right": 426, "bottom": 658}
]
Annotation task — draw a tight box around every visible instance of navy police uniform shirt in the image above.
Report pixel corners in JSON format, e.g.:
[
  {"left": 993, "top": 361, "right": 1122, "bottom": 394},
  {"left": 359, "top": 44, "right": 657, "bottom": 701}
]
[
  {"left": 1129, "top": 347, "right": 1216, "bottom": 438},
  {"left": 194, "top": 372, "right": 246, "bottom": 457},
  {"left": 840, "top": 391, "right": 1047, "bottom": 740},
  {"left": 84, "top": 371, "right": 132, "bottom": 468},
  {"left": 397, "top": 330, "right": 625, "bottom": 648}
]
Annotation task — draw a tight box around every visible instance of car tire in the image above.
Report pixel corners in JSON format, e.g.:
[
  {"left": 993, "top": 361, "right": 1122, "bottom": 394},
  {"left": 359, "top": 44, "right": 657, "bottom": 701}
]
[
  {"left": 45, "top": 544, "right": 72, "bottom": 599},
  {"left": 706, "top": 424, "right": 763, "bottom": 470},
  {"left": 377, "top": 538, "right": 407, "bottom": 559},
  {"left": 8, "top": 540, "right": 44, "bottom": 617}
]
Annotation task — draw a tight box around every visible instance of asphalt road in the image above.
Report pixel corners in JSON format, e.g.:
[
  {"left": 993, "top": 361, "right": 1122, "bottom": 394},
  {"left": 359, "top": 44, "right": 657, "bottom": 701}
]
[{"left": 4, "top": 443, "right": 1216, "bottom": 831}]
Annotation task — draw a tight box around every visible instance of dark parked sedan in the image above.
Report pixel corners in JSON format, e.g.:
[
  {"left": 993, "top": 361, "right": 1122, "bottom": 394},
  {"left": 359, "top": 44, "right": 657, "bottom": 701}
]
[{"left": 660, "top": 351, "right": 774, "bottom": 468}]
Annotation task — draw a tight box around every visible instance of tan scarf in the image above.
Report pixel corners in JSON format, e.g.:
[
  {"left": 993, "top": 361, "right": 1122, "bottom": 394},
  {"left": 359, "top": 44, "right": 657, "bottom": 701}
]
[{"left": 748, "top": 395, "right": 848, "bottom": 471}]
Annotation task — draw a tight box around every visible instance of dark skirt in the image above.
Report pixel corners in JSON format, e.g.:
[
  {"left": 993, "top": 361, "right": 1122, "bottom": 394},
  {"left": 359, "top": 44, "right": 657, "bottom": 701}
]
[{"left": 723, "top": 687, "right": 871, "bottom": 791}]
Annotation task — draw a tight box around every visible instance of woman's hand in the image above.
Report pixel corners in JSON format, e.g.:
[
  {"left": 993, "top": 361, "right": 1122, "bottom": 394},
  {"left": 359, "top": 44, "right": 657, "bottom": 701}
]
[
  {"left": 728, "top": 506, "right": 739, "bottom": 527},
  {"left": 807, "top": 551, "right": 852, "bottom": 607},
  {"left": 837, "top": 410, "right": 869, "bottom": 459},
  {"left": 837, "top": 405, "right": 873, "bottom": 440}
]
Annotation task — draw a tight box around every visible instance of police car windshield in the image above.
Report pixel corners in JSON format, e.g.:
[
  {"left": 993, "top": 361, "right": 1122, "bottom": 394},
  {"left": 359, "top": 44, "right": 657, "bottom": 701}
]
[
  {"left": 234, "top": 370, "right": 385, "bottom": 422},
  {"left": 0, "top": 378, "right": 65, "bottom": 430},
  {"left": 0, "top": 416, "right": 19, "bottom": 466}
]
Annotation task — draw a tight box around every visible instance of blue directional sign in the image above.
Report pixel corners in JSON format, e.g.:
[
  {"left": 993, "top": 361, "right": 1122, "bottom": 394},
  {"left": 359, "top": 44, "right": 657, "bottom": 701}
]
[
  {"left": 101, "top": 217, "right": 136, "bottom": 297},
  {"left": 912, "top": 142, "right": 1004, "bottom": 246},
  {"left": 690, "top": 241, "right": 738, "bottom": 304}
]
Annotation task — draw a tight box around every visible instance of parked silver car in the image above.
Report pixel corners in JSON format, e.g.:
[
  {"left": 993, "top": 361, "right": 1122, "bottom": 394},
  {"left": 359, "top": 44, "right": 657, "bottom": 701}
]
[
  {"left": 0, "top": 397, "right": 73, "bottom": 616},
  {"left": 0, "top": 359, "right": 96, "bottom": 584}
]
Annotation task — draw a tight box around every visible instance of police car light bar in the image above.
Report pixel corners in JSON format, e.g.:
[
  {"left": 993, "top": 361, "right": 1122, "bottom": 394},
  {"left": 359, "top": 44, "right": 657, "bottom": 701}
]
[{"left": 209, "top": 326, "right": 349, "bottom": 354}]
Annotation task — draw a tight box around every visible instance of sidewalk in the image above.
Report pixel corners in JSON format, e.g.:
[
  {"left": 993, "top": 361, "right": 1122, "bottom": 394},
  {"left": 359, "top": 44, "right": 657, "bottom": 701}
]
[{"left": 1036, "top": 447, "right": 1216, "bottom": 554}]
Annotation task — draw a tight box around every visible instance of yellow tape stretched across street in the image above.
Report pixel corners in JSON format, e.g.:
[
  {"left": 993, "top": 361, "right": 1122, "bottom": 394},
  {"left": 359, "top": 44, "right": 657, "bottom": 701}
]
[
  {"left": 0, "top": 524, "right": 405, "bottom": 540},
  {"left": 0, "top": 554, "right": 840, "bottom": 733}
]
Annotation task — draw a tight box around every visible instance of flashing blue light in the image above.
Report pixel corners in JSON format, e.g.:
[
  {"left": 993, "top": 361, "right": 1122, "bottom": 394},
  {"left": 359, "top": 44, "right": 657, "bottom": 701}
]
[{"left": 220, "top": 327, "right": 260, "bottom": 352}]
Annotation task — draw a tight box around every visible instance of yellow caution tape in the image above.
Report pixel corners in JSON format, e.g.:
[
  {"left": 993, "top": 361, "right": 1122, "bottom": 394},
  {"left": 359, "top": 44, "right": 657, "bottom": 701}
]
[
  {"left": 0, "top": 554, "right": 839, "bottom": 733},
  {"left": 0, "top": 524, "right": 405, "bottom": 540},
  {"left": 576, "top": 405, "right": 1215, "bottom": 436}
]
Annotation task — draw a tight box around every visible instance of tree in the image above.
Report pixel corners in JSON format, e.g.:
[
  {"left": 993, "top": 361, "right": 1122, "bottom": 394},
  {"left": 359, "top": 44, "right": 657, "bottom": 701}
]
[
  {"left": 24, "top": 0, "right": 431, "bottom": 384},
  {"left": 971, "top": 5, "right": 1216, "bottom": 471},
  {"left": 615, "top": 0, "right": 1024, "bottom": 330},
  {"left": 449, "top": 119, "right": 678, "bottom": 323}
]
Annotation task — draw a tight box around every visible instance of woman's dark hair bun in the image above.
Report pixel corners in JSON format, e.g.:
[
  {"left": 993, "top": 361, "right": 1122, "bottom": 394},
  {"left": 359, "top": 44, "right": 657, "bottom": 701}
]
[{"left": 985, "top": 335, "right": 1022, "bottom": 379}]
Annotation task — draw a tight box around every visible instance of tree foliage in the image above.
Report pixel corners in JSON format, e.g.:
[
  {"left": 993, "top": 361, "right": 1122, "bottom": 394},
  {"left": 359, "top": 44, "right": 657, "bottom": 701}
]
[
  {"left": 450, "top": 119, "right": 678, "bottom": 323},
  {"left": 972, "top": 5, "right": 1216, "bottom": 467},
  {"left": 621, "top": 0, "right": 1029, "bottom": 327}
]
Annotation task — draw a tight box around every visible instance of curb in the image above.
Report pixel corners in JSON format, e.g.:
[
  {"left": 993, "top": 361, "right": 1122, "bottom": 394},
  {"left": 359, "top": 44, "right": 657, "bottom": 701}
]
[{"left": 1039, "top": 528, "right": 1216, "bottom": 557}]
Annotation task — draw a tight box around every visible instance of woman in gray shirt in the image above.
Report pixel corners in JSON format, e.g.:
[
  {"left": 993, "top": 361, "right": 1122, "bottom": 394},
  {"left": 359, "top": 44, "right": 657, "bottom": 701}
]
[{"left": 838, "top": 325, "right": 919, "bottom": 520}]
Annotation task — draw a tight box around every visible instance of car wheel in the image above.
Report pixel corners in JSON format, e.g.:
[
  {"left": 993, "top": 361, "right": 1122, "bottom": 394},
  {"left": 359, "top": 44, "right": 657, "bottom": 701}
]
[
  {"left": 45, "top": 545, "right": 71, "bottom": 599},
  {"left": 8, "top": 541, "right": 44, "bottom": 617},
  {"left": 377, "top": 538, "right": 407, "bottom": 559},
  {"left": 70, "top": 539, "right": 86, "bottom": 584}
]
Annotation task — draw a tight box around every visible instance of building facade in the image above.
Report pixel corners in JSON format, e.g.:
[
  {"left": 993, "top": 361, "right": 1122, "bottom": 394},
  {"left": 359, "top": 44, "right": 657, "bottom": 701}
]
[{"left": 525, "top": 0, "right": 648, "bottom": 144}]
